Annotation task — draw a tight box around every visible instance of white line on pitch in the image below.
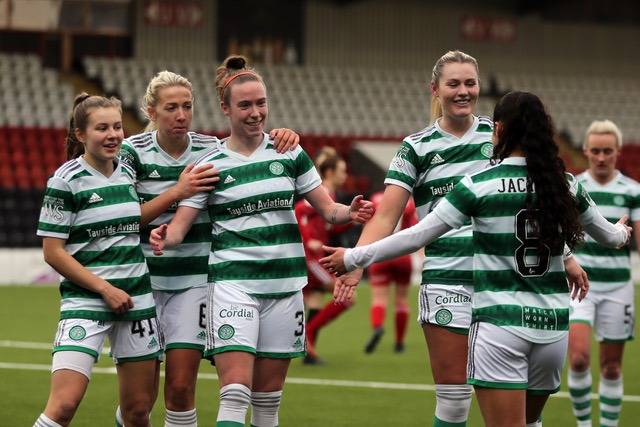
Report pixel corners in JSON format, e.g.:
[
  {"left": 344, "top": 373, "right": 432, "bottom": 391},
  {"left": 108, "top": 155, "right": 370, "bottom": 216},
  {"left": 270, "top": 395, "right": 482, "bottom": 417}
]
[{"left": 1, "top": 360, "right": 639, "bottom": 403}]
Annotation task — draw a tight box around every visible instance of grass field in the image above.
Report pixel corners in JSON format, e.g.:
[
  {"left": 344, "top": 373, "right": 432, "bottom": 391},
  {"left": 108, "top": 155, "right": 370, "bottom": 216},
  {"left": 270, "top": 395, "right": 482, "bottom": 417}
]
[{"left": 1, "top": 284, "right": 639, "bottom": 426}]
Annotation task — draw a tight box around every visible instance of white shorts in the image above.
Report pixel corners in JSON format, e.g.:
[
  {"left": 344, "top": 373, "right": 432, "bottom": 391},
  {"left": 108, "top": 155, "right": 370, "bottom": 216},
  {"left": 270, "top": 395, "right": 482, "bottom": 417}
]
[
  {"left": 205, "top": 284, "right": 306, "bottom": 359},
  {"left": 154, "top": 287, "right": 207, "bottom": 353},
  {"left": 570, "top": 283, "right": 635, "bottom": 342},
  {"left": 418, "top": 283, "right": 473, "bottom": 332},
  {"left": 52, "top": 317, "right": 163, "bottom": 364},
  {"left": 467, "top": 322, "right": 567, "bottom": 394}
]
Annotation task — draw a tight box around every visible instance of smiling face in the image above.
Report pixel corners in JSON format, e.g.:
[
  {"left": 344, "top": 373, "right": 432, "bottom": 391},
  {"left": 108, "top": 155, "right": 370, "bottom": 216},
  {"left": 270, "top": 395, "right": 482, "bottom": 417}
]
[
  {"left": 148, "top": 85, "right": 193, "bottom": 142},
  {"left": 431, "top": 62, "right": 479, "bottom": 122},
  {"left": 584, "top": 132, "right": 619, "bottom": 182},
  {"left": 75, "top": 106, "right": 124, "bottom": 168},
  {"left": 222, "top": 80, "right": 268, "bottom": 142}
]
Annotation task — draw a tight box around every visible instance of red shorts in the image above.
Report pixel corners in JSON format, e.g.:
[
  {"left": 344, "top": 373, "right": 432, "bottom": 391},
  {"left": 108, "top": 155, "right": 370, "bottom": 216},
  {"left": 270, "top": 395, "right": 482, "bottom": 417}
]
[
  {"left": 368, "top": 255, "right": 412, "bottom": 287},
  {"left": 303, "top": 258, "right": 334, "bottom": 294}
]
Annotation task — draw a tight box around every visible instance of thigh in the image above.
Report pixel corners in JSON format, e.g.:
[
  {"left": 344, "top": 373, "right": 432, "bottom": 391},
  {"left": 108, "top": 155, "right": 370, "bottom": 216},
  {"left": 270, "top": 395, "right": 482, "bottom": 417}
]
[
  {"left": 418, "top": 283, "right": 473, "bottom": 331},
  {"left": 423, "top": 324, "right": 469, "bottom": 384},
  {"left": 214, "top": 351, "right": 255, "bottom": 388},
  {"left": 52, "top": 318, "right": 109, "bottom": 361},
  {"left": 475, "top": 387, "right": 526, "bottom": 427},
  {"left": 116, "top": 359, "right": 160, "bottom": 409},
  {"left": 257, "top": 291, "right": 306, "bottom": 358},
  {"left": 44, "top": 368, "right": 90, "bottom": 418},
  {"left": 155, "top": 287, "right": 207, "bottom": 353},
  {"left": 109, "top": 317, "right": 163, "bottom": 364},
  {"left": 391, "top": 255, "right": 413, "bottom": 287},
  {"left": 594, "top": 285, "right": 635, "bottom": 342},
  {"left": 253, "top": 357, "right": 291, "bottom": 392},
  {"left": 368, "top": 261, "right": 393, "bottom": 287},
  {"left": 527, "top": 335, "right": 567, "bottom": 395},
  {"left": 207, "top": 284, "right": 260, "bottom": 358},
  {"left": 467, "top": 322, "right": 529, "bottom": 390},
  {"left": 165, "top": 348, "right": 202, "bottom": 387}
]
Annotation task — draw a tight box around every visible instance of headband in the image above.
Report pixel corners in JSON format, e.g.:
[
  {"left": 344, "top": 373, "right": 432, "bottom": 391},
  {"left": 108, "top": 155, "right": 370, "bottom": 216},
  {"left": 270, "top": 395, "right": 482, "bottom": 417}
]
[{"left": 221, "top": 71, "right": 258, "bottom": 97}]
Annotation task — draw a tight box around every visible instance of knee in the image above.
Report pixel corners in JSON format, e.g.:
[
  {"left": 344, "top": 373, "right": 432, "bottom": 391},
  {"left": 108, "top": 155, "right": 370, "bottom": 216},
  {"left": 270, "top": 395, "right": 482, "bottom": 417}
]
[
  {"left": 165, "top": 377, "right": 196, "bottom": 409},
  {"left": 122, "top": 398, "right": 153, "bottom": 427},
  {"left": 601, "top": 362, "right": 622, "bottom": 380},
  {"left": 47, "top": 399, "right": 81, "bottom": 425},
  {"left": 570, "top": 354, "right": 590, "bottom": 372}
]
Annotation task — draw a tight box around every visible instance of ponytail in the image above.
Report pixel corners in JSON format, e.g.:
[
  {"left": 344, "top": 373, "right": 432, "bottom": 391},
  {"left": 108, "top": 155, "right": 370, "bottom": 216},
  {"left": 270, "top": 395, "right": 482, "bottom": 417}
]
[
  {"left": 492, "top": 91, "right": 583, "bottom": 250},
  {"left": 65, "top": 92, "right": 123, "bottom": 160}
]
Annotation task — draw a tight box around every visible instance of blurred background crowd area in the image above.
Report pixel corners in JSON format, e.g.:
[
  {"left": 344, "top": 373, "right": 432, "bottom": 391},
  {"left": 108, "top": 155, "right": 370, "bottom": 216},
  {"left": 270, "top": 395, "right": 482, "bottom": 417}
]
[{"left": 1, "top": 0, "right": 640, "bottom": 247}]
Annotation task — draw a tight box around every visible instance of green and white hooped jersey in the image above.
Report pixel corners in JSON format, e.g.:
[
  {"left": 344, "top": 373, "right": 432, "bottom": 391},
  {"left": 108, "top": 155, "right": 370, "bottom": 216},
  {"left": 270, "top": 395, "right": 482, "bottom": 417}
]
[
  {"left": 120, "top": 131, "right": 217, "bottom": 292},
  {"left": 573, "top": 171, "right": 640, "bottom": 292},
  {"left": 37, "top": 157, "right": 155, "bottom": 321},
  {"left": 385, "top": 115, "right": 493, "bottom": 285},
  {"left": 180, "top": 134, "right": 322, "bottom": 296},
  {"left": 434, "top": 157, "right": 597, "bottom": 343}
]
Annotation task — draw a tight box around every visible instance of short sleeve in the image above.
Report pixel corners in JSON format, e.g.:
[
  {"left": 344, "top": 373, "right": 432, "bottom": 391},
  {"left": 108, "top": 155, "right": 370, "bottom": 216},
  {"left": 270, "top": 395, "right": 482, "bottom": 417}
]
[
  {"left": 119, "top": 142, "right": 140, "bottom": 182},
  {"left": 37, "top": 176, "right": 74, "bottom": 239},
  {"left": 294, "top": 148, "right": 322, "bottom": 195},
  {"left": 384, "top": 141, "right": 419, "bottom": 192}
]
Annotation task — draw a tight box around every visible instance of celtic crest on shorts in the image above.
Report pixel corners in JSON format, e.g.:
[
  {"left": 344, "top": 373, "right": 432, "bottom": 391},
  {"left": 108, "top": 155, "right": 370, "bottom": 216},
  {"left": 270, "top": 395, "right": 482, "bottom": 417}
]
[
  {"left": 434, "top": 309, "right": 453, "bottom": 326},
  {"left": 68, "top": 325, "right": 87, "bottom": 341},
  {"left": 218, "top": 324, "right": 235, "bottom": 340}
]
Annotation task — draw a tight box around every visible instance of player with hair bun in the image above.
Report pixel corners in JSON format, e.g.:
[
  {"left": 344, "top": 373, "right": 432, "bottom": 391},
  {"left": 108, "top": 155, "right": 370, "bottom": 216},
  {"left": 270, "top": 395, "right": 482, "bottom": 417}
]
[
  {"left": 149, "top": 55, "right": 373, "bottom": 427},
  {"left": 119, "top": 69, "right": 299, "bottom": 427}
]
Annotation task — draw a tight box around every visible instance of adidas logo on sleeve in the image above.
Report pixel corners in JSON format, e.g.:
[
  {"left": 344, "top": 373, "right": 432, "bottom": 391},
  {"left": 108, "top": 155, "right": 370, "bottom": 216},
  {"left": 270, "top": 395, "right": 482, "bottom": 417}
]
[
  {"left": 223, "top": 175, "right": 235, "bottom": 184},
  {"left": 88, "top": 193, "right": 103, "bottom": 203}
]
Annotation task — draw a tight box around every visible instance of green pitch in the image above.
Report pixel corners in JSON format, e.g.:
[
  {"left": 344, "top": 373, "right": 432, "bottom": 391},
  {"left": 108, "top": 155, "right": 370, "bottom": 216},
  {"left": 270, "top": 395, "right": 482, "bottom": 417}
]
[{"left": 1, "top": 284, "right": 639, "bottom": 426}]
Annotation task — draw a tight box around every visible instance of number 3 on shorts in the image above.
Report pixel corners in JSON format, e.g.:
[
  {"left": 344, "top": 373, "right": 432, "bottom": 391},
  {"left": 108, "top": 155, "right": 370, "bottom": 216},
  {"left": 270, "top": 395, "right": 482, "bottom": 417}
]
[{"left": 294, "top": 311, "right": 304, "bottom": 337}]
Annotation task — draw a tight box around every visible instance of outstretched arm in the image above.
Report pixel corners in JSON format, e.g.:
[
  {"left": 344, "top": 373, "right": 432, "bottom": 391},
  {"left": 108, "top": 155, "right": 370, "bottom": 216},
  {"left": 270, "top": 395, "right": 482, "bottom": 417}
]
[
  {"left": 330, "top": 185, "right": 412, "bottom": 302},
  {"left": 303, "top": 185, "right": 374, "bottom": 225},
  {"left": 149, "top": 206, "right": 201, "bottom": 255},
  {"left": 321, "top": 212, "right": 452, "bottom": 274},
  {"left": 582, "top": 214, "right": 631, "bottom": 248}
]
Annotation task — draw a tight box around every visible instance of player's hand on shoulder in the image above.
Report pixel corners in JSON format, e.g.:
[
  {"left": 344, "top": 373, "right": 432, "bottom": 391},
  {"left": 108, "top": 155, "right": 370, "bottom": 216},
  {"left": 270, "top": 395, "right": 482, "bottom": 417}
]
[
  {"left": 269, "top": 128, "right": 300, "bottom": 153},
  {"left": 174, "top": 163, "right": 220, "bottom": 199}
]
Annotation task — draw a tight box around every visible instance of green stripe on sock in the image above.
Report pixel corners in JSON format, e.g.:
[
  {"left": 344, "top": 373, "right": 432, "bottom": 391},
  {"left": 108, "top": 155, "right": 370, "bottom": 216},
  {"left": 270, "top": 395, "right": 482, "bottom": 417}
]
[
  {"left": 217, "top": 422, "right": 244, "bottom": 427},
  {"left": 600, "top": 396, "right": 622, "bottom": 406},
  {"left": 577, "top": 414, "right": 592, "bottom": 421},
  {"left": 569, "top": 386, "right": 592, "bottom": 397},
  {"left": 433, "top": 416, "right": 466, "bottom": 426},
  {"left": 600, "top": 410, "right": 620, "bottom": 420},
  {"left": 573, "top": 400, "right": 592, "bottom": 410}
]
